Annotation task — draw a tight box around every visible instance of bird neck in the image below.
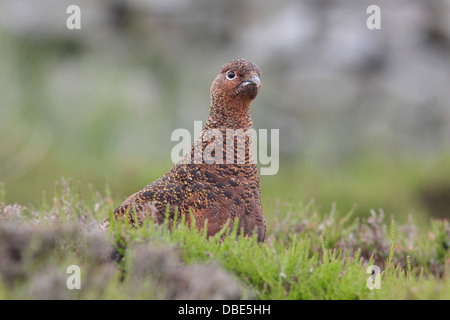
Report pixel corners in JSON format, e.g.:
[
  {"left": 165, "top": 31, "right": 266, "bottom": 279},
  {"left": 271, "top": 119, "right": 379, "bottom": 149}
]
[
  {"left": 205, "top": 96, "right": 253, "bottom": 131},
  {"left": 180, "top": 96, "right": 256, "bottom": 166}
]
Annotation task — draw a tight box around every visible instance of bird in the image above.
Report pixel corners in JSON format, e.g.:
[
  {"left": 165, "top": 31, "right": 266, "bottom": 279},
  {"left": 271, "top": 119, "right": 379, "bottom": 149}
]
[{"left": 106, "top": 59, "right": 266, "bottom": 242}]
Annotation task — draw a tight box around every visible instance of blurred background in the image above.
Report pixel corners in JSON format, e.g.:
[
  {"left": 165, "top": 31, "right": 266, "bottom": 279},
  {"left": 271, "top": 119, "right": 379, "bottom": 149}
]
[{"left": 0, "top": 0, "right": 449, "bottom": 224}]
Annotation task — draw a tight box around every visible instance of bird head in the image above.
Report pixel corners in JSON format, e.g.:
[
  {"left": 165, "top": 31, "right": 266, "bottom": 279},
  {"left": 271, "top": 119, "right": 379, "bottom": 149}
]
[{"left": 211, "top": 59, "right": 262, "bottom": 106}]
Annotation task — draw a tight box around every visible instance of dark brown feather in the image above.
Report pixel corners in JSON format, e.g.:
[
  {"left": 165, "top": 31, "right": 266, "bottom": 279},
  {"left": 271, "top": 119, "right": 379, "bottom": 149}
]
[{"left": 107, "top": 59, "right": 266, "bottom": 242}]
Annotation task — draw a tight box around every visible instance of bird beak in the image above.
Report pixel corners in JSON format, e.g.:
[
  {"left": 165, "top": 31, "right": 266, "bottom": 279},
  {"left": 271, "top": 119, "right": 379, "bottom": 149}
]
[{"left": 241, "top": 75, "right": 261, "bottom": 89}]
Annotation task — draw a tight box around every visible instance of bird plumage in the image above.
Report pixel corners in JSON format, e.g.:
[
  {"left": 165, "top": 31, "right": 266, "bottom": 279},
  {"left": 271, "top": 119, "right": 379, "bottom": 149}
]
[{"left": 108, "top": 59, "right": 266, "bottom": 242}]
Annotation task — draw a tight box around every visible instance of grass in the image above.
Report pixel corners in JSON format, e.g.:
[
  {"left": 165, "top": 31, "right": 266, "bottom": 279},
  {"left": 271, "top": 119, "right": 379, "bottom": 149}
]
[
  {"left": 2, "top": 31, "right": 450, "bottom": 226},
  {"left": 1, "top": 20, "right": 449, "bottom": 301},
  {"left": 0, "top": 178, "right": 448, "bottom": 300}
]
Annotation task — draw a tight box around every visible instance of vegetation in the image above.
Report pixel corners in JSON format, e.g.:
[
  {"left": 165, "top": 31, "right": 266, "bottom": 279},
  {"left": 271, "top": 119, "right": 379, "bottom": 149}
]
[
  {"left": 0, "top": 178, "right": 448, "bottom": 300},
  {"left": 1, "top": 19, "right": 449, "bottom": 300}
]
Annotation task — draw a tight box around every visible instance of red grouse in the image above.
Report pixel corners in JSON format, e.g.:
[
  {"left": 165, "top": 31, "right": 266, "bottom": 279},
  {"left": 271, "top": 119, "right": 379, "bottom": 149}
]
[{"left": 107, "top": 59, "right": 266, "bottom": 242}]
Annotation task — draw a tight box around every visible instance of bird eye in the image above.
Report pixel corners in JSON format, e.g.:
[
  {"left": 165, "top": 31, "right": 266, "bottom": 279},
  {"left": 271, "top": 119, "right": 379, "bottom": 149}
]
[{"left": 226, "top": 70, "right": 236, "bottom": 80}]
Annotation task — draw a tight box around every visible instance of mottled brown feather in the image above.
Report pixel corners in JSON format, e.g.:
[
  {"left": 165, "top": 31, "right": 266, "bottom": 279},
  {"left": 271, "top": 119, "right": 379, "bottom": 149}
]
[{"left": 106, "top": 59, "right": 266, "bottom": 242}]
